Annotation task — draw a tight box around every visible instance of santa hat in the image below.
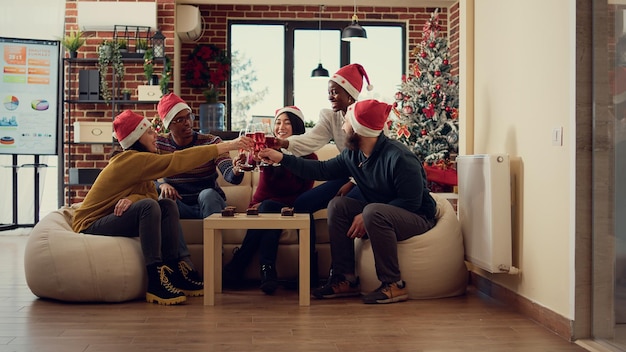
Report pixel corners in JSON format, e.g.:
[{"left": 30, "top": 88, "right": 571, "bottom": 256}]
[
  {"left": 346, "top": 100, "right": 392, "bottom": 138},
  {"left": 157, "top": 93, "right": 192, "bottom": 129},
  {"left": 113, "top": 110, "right": 151, "bottom": 150},
  {"left": 330, "top": 63, "right": 373, "bottom": 100},
  {"left": 274, "top": 106, "right": 304, "bottom": 122},
  {"left": 275, "top": 106, "right": 305, "bottom": 135}
]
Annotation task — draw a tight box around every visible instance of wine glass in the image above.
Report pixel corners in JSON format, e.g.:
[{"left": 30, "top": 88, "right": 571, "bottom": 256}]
[
  {"left": 258, "top": 122, "right": 275, "bottom": 167},
  {"left": 237, "top": 125, "right": 256, "bottom": 171}
]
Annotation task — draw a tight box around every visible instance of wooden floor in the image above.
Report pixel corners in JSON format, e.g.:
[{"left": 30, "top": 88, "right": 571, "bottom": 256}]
[{"left": 0, "top": 233, "right": 589, "bottom": 352}]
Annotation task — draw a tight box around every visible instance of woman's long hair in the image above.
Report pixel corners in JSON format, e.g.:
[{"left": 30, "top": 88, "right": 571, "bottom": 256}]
[{"left": 110, "top": 140, "right": 151, "bottom": 157}]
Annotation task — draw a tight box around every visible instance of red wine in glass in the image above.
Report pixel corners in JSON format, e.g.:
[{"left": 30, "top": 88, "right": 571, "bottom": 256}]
[
  {"left": 265, "top": 136, "right": 276, "bottom": 149},
  {"left": 253, "top": 131, "right": 266, "bottom": 151}
]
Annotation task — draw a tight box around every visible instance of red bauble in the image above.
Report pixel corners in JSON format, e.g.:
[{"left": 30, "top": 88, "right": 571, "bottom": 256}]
[
  {"left": 421, "top": 51, "right": 427, "bottom": 58},
  {"left": 445, "top": 106, "right": 451, "bottom": 112},
  {"left": 403, "top": 105, "right": 414, "bottom": 114},
  {"left": 429, "top": 42, "right": 436, "bottom": 48},
  {"left": 443, "top": 59, "right": 449, "bottom": 65},
  {"left": 434, "top": 71, "right": 441, "bottom": 77},
  {"left": 435, "top": 84, "right": 441, "bottom": 90},
  {"left": 421, "top": 129, "right": 427, "bottom": 136},
  {"left": 431, "top": 92, "right": 438, "bottom": 98},
  {"left": 395, "top": 92, "right": 404, "bottom": 100}
]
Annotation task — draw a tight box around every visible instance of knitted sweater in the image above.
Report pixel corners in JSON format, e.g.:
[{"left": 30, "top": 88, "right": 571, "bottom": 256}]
[
  {"left": 155, "top": 131, "right": 243, "bottom": 205},
  {"left": 251, "top": 153, "right": 318, "bottom": 206},
  {"left": 72, "top": 145, "right": 221, "bottom": 233},
  {"left": 286, "top": 109, "right": 346, "bottom": 157},
  {"left": 280, "top": 134, "right": 437, "bottom": 219}
]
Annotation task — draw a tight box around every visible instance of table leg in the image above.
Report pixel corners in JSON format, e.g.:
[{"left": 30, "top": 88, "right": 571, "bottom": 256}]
[
  {"left": 203, "top": 228, "right": 222, "bottom": 306},
  {"left": 299, "top": 227, "right": 310, "bottom": 306}
]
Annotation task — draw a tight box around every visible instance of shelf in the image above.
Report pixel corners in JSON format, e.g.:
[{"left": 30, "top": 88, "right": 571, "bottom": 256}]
[
  {"left": 68, "top": 168, "right": 102, "bottom": 186},
  {"left": 64, "top": 99, "right": 159, "bottom": 104},
  {"left": 64, "top": 57, "right": 146, "bottom": 63},
  {"left": 63, "top": 56, "right": 164, "bottom": 204}
]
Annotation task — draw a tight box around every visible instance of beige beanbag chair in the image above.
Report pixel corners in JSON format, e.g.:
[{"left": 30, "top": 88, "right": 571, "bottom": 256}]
[
  {"left": 24, "top": 205, "right": 146, "bottom": 302},
  {"left": 355, "top": 193, "right": 468, "bottom": 299}
]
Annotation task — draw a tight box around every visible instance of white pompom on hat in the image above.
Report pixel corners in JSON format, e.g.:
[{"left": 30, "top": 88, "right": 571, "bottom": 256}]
[
  {"left": 274, "top": 106, "right": 304, "bottom": 121},
  {"left": 157, "top": 93, "right": 192, "bottom": 129},
  {"left": 330, "top": 63, "right": 373, "bottom": 100},
  {"left": 345, "top": 99, "right": 392, "bottom": 138},
  {"left": 113, "top": 110, "right": 151, "bottom": 150}
]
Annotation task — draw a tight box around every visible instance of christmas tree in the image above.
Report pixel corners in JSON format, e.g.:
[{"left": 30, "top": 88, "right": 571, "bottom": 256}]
[{"left": 389, "top": 9, "right": 459, "bottom": 166}]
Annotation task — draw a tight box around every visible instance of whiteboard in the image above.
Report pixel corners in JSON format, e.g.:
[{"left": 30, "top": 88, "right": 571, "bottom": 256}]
[{"left": 0, "top": 37, "right": 60, "bottom": 155}]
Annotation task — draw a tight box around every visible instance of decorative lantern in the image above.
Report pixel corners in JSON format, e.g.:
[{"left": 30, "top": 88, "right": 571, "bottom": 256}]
[{"left": 151, "top": 30, "right": 165, "bottom": 58}]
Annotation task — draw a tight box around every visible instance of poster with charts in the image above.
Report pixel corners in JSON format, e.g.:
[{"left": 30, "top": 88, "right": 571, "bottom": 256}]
[{"left": 0, "top": 37, "right": 59, "bottom": 155}]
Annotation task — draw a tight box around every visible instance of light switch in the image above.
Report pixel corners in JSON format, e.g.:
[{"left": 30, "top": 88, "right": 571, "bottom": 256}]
[{"left": 552, "top": 127, "right": 563, "bottom": 146}]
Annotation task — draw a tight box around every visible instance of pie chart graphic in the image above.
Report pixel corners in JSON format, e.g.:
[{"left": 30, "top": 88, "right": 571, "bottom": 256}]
[{"left": 3, "top": 96, "right": 19, "bottom": 111}]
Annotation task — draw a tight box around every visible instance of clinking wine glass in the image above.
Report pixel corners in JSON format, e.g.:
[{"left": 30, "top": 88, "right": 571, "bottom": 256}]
[
  {"left": 258, "top": 122, "right": 274, "bottom": 167},
  {"left": 238, "top": 126, "right": 256, "bottom": 171}
]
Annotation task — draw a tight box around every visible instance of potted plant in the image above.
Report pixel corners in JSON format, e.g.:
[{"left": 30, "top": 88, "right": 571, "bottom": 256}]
[
  {"left": 60, "top": 30, "right": 86, "bottom": 58},
  {"left": 98, "top": 40, "right": 124, "bottom": 103},
  {"left": 136, "top": 38, "right": 148, "bottom": 54},
  {"left": 121, "top": 89, "right": 132, "bottom": 101},
  {"left": 116, "top": 39, "right": 128, "bottom": 53}
]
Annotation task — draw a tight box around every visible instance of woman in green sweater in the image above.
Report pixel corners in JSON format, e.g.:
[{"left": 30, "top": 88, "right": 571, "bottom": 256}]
[{"left": 72, "top": 110, "right": 253, "bottom": 305}]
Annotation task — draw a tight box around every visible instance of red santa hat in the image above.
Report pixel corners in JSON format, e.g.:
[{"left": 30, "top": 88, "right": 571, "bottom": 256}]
[
  {"left": 330, "top": 63, "right": 373, "bottom": 100},
  {"left": 346, "top": 100, "right": 392, "bottom": 138},
  {"left": 113, "top": 110, "right": 151, "bottom": 149},
  {"left": 157, "top": 93, "right": 192, "bottom": 129},
  {"left": 274, "top": 106, "right": 304, "bottom": 122}
]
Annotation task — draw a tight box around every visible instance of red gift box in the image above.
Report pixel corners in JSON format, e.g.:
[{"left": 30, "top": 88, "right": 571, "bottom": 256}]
[{"left": 424, "top": 164, "right": 458, "bottom": 186}]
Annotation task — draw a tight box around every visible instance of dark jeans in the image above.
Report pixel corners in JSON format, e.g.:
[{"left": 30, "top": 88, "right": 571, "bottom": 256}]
[
  {"left": 293, "top": 178, "right": 363, "bottom": 249},
  {"left": 327, "top": 197, "right": 435, "bottom": 283},
  {"left": 84, "top": 198, "right": 180, "bottom": 266},
  {"left": 229, "top": 199, "right": 286, "bottom": 268}
]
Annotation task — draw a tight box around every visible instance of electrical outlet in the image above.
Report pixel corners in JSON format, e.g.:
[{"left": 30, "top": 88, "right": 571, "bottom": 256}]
[{"left": 91, "top": 144, "right": 104, "bottom": 153}]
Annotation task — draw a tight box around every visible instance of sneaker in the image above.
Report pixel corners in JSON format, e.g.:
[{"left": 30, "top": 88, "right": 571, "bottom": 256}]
[
  {"left": 311, "top": 274, "right": 361, "bottom": 299},
  {"left": 362, "top": 281, "right": 408, "bottom": 304},
  {"left": 166, "top": 261, "right": 203, "bottom": 297},
  {"left": 145, "top": 263, "right": 187, "bottom": 306}
]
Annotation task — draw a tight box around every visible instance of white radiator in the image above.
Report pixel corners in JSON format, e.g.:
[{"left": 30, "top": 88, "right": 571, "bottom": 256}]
[{"left": 457, "top": 154, "right": 519, "bottom": 274}]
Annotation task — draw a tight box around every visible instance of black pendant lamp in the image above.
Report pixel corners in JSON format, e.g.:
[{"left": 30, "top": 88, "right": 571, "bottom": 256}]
[
  {"left": 311, "top": 5, "right": 329, "bottom": 79},
  {"left": 311, "top": 63, "right": 329, "bottom": 78},
  {"left": 342, "top": 0, "right": 367, "bottom": 41}
]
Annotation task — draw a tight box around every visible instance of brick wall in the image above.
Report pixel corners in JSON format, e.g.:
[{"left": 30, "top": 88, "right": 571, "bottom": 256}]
[{"left": 63, "top": 1, "right": 458, "bottom": 204}]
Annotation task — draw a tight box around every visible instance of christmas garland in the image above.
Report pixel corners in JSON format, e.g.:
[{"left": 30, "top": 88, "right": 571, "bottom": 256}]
[{"left": 184, "top": 44, "right": 230, "bottom": 89}]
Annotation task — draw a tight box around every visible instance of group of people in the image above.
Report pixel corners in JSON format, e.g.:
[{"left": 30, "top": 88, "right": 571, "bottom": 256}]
[{"left": 71, "top": 63, "right": 437, "bottom": 306}]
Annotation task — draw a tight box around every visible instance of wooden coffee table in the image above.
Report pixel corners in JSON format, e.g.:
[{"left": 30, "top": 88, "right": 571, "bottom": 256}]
[{"left": 203, "top": 213, "right": 311, "bottom": 306}]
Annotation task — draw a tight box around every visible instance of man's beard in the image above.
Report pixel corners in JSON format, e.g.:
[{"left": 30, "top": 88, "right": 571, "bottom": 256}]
[{"left": 345, "top": 130, "right": 361, "bottom": 151}]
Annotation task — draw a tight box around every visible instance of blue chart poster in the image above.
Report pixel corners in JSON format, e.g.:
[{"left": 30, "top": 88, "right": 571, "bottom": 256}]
[{"left": 0, "top": 37, "right": 59, "bottom": 155}]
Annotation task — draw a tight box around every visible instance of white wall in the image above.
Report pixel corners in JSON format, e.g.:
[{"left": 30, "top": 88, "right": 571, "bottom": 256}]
[
  {"left": 0, "top": 0, "right": 65, "bottom": 41},
  {"left": 470, "top": 0, "right": 576, "bottom": 319}
]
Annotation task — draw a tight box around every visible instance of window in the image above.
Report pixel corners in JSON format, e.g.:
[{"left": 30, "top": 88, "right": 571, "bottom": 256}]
[{"left": 229, "top": 21, "right": 405, "bottom": 130}]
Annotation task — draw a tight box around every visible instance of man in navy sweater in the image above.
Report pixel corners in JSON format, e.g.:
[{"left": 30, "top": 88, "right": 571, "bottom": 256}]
[{"left": 259, "top": 99, "right": 437, "bottom": 304}]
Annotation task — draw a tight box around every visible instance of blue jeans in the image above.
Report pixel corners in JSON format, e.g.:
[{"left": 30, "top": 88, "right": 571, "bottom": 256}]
[{"left": 176, "top": 188, "right": 227, "bottom": 259}]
